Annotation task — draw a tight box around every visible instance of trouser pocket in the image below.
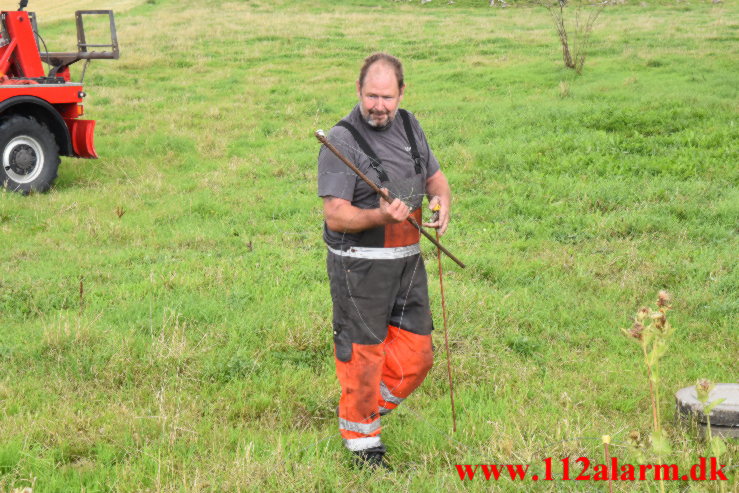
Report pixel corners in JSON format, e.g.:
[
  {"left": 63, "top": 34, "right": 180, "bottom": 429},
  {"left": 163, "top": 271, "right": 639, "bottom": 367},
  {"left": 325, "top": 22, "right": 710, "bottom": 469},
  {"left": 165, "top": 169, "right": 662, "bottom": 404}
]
[{"left": 333, "top": 323, "right": 353, "bottom": 362}]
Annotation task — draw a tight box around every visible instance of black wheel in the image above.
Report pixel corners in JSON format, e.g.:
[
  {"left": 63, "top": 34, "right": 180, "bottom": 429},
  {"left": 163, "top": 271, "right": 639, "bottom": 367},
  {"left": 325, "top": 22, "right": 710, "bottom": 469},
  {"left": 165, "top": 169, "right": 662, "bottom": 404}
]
[{"left": 0, "top": 115, "right": 60, "bottom": 194}]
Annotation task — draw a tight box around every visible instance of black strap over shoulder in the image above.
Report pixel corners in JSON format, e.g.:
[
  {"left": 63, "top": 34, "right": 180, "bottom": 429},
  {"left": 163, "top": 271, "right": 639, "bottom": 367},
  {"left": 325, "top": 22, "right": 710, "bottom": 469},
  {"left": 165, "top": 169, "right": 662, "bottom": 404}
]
[
  {"left": 398, "top": 109, "right": 423, "bottom": 175},
  {"left": 336, "top": 120, "right": 390, "bottom": 183}
]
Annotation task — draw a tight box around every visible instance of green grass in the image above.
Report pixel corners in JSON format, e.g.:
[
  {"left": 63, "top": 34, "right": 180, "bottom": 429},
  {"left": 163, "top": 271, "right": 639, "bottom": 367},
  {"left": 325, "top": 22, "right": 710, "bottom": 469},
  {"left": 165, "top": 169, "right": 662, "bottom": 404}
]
[{"left": 1, "top": 0, "right": 737, "bottom": 491}]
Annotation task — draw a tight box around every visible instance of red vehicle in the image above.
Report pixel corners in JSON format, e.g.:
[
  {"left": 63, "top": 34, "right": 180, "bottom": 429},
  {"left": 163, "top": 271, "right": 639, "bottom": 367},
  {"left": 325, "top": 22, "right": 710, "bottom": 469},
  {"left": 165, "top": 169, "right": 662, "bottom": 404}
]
[{"left": 0, "top": 0, "right": 118, "bottom": 193}]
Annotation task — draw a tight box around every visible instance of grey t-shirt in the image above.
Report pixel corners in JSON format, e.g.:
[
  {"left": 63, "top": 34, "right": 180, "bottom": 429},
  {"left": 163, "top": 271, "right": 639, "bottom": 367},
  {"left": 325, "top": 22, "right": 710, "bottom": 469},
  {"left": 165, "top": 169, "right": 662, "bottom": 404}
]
[{"left": 318, "top": 105, "right": 441, "bottom": 249}]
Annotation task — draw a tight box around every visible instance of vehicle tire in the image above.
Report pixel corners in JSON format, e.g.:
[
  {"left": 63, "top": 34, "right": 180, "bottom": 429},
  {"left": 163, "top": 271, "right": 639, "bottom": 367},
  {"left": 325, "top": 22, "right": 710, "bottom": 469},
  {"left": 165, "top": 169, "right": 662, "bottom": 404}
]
[{"left": 0, "top": 115, "right": 60, "bottom": 194}]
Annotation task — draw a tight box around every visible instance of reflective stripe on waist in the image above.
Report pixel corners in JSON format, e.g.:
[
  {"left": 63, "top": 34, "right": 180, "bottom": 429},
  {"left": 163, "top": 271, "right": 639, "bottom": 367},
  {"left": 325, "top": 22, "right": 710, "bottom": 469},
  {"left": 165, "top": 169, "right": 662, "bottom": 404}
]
[{"left": 328, "top": 243, "right": 420, "bottom": 260}]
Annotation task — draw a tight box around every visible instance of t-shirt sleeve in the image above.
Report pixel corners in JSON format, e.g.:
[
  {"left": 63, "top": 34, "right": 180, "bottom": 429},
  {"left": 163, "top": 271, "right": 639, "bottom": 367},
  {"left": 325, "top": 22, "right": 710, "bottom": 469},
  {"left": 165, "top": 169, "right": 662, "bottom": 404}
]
[
  {"left": 411, "top": 114, "right": 441, "bottom": 177},
  {"left": 317, "top": 126, "right": 357, "bottom": 201}
]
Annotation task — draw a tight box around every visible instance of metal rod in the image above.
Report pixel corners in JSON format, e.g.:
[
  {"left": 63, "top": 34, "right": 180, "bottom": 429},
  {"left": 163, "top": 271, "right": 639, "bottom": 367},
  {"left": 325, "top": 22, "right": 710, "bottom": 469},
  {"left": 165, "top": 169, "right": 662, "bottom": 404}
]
[
  {"left": 436, "top": 227, "right": 457, "bottom": 432},
  {"left": 315, "top": 130, "right": 466, "bottom": 269}
]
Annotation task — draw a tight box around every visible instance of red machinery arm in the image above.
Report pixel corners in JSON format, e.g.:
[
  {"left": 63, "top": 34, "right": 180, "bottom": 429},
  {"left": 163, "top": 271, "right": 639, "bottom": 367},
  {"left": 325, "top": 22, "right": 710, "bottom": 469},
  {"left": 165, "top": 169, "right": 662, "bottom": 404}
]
[{"left": 0, "top": 10, "right": 45, "bottom": 78}]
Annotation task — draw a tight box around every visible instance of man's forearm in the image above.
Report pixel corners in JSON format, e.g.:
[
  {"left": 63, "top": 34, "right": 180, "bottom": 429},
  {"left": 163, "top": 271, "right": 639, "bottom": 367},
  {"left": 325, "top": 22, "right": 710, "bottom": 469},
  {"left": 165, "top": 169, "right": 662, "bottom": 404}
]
[
  {"left": 426, "top": 171, "right": 451, "bottom": 209},
  {"left": 325, "top": 201, "right": 385, "bottom": 234}
]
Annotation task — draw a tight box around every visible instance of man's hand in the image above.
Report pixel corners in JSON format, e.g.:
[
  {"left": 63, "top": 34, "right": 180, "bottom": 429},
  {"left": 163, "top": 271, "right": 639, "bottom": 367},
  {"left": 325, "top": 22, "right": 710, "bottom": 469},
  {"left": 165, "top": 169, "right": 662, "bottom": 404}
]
[
  {"left": 379, "top": 188, "right": 410, "bottom": 224},
  {"left": 423, "top": 195, "right": 450, "bottom": 235}
]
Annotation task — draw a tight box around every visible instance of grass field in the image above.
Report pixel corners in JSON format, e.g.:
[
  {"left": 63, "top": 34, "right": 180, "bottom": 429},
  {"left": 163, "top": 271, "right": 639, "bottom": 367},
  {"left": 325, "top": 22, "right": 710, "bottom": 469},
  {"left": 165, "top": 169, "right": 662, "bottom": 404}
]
[
  {"left": 0, "top": 0, "right": 737, "bottom": 491},
  {"left": 21, "top": 0, "right": 142, "bottom": 23}
]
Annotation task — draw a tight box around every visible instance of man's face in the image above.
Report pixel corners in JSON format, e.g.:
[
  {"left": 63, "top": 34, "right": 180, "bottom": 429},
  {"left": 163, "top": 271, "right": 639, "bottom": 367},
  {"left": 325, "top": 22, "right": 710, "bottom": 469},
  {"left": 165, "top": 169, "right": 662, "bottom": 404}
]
[{"left": 357, "top": 63, "right": 404, "bottom": 129}]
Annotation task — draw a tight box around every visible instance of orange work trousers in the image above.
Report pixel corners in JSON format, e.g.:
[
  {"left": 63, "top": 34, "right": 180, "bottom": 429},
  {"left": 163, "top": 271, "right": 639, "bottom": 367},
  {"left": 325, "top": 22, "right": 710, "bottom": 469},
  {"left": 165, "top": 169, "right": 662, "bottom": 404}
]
[{"left": 336, "top": 324, "right": 433, "bottom": 452}]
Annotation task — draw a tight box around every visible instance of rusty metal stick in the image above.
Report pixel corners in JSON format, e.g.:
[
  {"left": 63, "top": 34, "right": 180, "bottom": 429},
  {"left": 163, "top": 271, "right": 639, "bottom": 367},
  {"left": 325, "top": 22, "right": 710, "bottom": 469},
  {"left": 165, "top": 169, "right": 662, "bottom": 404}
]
[
  {"left": 315, "top": 130, "right": 465, "bottom": 269},
  {"left": 603, "top": 436, "right": 613, "bottom": 493},
  {"left": 435, "top": 223, "right": 457, "bottom": 432}
]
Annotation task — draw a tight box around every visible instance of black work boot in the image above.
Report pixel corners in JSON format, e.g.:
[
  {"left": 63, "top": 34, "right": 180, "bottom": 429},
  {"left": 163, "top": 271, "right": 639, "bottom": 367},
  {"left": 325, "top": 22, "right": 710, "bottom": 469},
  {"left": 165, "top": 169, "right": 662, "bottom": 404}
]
[{"left": 353, "top": 449, "right": 390, "bottom": 470}]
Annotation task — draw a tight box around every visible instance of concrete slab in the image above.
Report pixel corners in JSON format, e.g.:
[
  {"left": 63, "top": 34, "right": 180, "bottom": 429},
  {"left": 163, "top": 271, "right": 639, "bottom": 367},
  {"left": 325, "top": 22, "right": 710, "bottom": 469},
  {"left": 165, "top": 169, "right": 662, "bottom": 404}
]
[{"left": 675, "top": 383, "right": 739, "bottom": 439}]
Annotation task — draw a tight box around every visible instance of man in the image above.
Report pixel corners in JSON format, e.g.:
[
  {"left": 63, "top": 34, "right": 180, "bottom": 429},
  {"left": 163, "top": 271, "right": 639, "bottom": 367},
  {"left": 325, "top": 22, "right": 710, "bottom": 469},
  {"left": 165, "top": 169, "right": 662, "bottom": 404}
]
[{"left": 317, "top": 53, "right": 451, "bottom": 468}]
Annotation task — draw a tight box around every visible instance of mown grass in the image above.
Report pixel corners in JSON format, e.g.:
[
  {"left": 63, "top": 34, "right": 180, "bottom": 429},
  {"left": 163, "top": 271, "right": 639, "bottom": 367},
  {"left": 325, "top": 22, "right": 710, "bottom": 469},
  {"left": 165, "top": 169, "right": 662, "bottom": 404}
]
[{"left": 1, "top": 0, "right": 737, "bottom": 491}]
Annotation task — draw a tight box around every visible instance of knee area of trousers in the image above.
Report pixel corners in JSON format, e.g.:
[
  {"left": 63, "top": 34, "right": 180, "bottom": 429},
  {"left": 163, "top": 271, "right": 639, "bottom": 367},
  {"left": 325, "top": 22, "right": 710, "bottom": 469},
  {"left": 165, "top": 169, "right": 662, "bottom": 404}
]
[
  {"left": 423, "top": 350, "right": 434, "bottom": 372},
  {"left": 415, "top": 348, "right": 434, "bottom": 374},
  {"left": 344, "top": 384, "right": 378, "bottom": 404}
]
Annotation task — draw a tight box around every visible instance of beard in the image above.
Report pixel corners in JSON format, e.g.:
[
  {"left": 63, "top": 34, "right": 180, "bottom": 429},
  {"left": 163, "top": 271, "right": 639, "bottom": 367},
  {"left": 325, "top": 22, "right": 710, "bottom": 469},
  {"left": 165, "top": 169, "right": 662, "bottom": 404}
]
[{"left": 362, "top": 108, "right": 397, "bottom": 129}]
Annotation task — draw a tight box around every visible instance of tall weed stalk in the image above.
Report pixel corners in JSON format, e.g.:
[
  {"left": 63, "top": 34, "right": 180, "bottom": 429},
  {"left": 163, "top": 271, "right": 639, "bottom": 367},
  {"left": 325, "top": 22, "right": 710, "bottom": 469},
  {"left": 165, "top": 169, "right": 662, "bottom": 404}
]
[{"left": 622, "top": 290, "right": 675, "bottom": 493}]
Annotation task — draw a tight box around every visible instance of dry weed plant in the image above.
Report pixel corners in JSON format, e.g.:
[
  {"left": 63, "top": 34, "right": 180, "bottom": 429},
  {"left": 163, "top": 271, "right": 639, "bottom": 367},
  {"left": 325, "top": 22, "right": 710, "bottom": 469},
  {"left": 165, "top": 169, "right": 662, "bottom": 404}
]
[
  {"left": 622, "top": 290, "right": 675, "bottom": 493},
  {"left": 540, "top": 0, "right": 605, "bottom": 74}
]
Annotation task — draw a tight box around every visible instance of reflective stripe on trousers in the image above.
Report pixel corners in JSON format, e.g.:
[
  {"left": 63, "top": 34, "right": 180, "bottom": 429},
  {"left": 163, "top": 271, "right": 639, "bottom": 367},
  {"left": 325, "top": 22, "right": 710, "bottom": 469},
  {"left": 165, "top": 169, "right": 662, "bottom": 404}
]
[
  {"left": 343, "top": 436, "right": 383, "bottom": 452},
  {"left": 380, "top": 381, "right": 404, "bottom": 406},
  {"left": 339, "top": 417, "right": 381, "bottom": 435}
]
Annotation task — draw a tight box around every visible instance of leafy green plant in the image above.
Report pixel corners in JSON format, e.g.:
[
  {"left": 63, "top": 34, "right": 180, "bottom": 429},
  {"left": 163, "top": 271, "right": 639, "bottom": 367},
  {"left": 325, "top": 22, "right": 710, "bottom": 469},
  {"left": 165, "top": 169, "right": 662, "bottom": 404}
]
[{"left": 696, "top": 379, "right": 727, "bottom": 460}]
